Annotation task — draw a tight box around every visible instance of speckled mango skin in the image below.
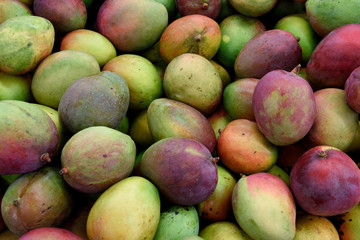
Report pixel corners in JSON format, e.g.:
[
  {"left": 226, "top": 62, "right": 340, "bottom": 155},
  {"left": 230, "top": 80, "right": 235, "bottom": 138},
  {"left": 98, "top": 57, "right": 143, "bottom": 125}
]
[
  {"left": 147, "top": 98, "right": 217, "bottom": 153},
  {"left": 217, "top": 119, "right": 277, "bottom": 174},
  {"left": 1, "top": 167, "right": 74, "bottom": 235},
  {"left": 294, "top": 214, "right": 339, "bottom": 240},
  {"left": 252, "top": 69, "right": 316, "bottom": 146},
  {"left": 58, "top": 71, "right": 130, "bottom": 134},
  {"left": 345, "top": 66, "right": 360, "bottom": 113},
  {"left": 140, "top": 137, "right": 218, "bottom": 206},
  {"left": 336, "top": 204, "right": 360, "bottom": 240},
  {"left": 290, "top": 146, "right": 360, "bottom": 217},
  {"left": 232, "top": 173, "right": 296, "bottom": 240},
  {"left": 86, "top": 176, "right": 160, "bottom": 240},
  {"left": 159, "top": 14, "right": 221, "bottom": 63},
  {"left": 0, "top": 15, "right": 54, "bottom": 75},
  {"left": 306, "top": 23, "right": 360, "bottom": 88},
  {"left": 61, "top": 126, "right": 136, "bottom": 194},
  {"left": 234, "top": 29, "right": 302, "bottom": 79},
  {"left": 0, "top": 100, "right": 58, "bottom": 174},
  {"left": 306, "top": 88, "right": 358, "bottom": 151},
  {"left": 97, "top": 0, "right": 168, "bottom": 52}
]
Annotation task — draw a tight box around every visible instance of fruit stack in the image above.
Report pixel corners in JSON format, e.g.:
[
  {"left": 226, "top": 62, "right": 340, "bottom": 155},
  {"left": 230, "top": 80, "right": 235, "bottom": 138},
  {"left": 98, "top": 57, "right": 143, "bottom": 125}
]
[{"left": 0, "top": 0, "right": 359, "bottom": 239}]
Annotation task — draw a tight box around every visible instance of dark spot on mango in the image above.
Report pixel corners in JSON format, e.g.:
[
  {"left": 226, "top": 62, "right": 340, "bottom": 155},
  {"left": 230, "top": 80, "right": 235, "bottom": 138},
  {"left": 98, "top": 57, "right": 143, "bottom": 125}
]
[
  {"left": 175, "top": 211, "right": 179, "bottom": 215},
  {"left": 339, "top": 230, "right": 344, "bottom": 236},
  {"left": 27, "top": 42, "right": 32, "bottom": 47},
  {"left": 242, "top": 133, "right": 245, "bottom": 136},
  {"left": 254, "top": 151, "right": 256, "bottom": 154},
  {"left": 349, "top": 219, "right": 352, "bottom": 221},
  {"left": 103, "top": 154, "right": 108, "bottom": 158},
  {"left": 209, "top": 208, "right": 212, "bottom": 211}
]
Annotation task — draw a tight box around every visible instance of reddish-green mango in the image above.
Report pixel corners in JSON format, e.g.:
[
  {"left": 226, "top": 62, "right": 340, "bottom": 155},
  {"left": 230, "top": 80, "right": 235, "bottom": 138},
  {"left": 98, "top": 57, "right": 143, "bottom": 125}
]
[
  {"left": 207, "top": 106, "right": 232, "bottom": 139},
  {"left": 18, "top": 227, "right": 82, "bottom": 240},
  {"left": 140, "top": 137, "right": 218, "bottom": 206},
  {"left": 97, "top": 0, "right": 168, "bottom": 52},
  {"left": 252, "top": 69, "right": 316, "bottom": 146},
  {"left": 147, "top": 98, "right": 217, "bottom": 153},
  {"left": 176, "top": 0, "right": 221, "bottom": 19},
  {"left": 1, "top": 167, "right": 74, "bottom": 235},
  {"left": 232, "top": 173, "right": 296, "bottom": 240},
  {"left": 234, "top": 29, "right": 302, "bottom": 79},
  {"left": 60, "top": 126, "right": 136, "bottom": 194},
  {"left": 306, "top": 23, "right": 360, "bottom": 88},
  {"left": 345, "top": 66, "right": 360, "bottom": 113},
  {"left": 0, "top": 100, "right": 58, "bottom": 174},
  {"left": 58, "top": 71, "right": 130, "bottom": 134},
  {"left": 33, "top": 0, "right": 87, "bottom": 34}
]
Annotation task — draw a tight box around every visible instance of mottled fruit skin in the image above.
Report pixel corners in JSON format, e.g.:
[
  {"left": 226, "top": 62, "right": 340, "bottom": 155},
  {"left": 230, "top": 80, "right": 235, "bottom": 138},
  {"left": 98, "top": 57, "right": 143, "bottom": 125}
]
[
  {"left": 217, "top": 119, "right": 277, "bottom": 174},
  {"left": 232, "top": 173, "right": 296, "bottom": 240},
  {"left": 159, "top": 15, "right": 221, "bottom": 63},
  {"left": 154, "top": 205, "right": 199, "bottom": 240},
  {"left": 59, "top": 71, "right": 130, "bottom": 133},
  {"left": 0, "top": 0, "right": 32, "bottom": 24},
  {"left": 229, "top": 0, "right": 278, "bottom": 17},
  {"left": 147, "top": 98, "right": 217, "bottom": 153},
  {"left": 140, "top": 137, "right": 218, "bottom": 206},
  {"left": 61, "top": 126, "right": 136, "bottom": 194},
  {"left": 1, "top": 167, "right": 74, "bottom": 235},
  {"left": 234, "top": 29, "right": 302, "bottom": 79},
  {"left": 253, "top": 69, "right": 316, "bottom": 146},
  {"left": 335, "top": 203, "right": 360, "bottom": 240},
  {"left": 18, "top": 227, "right": 83, "bottom": 240},
  {"left": 86, "top": 176, "right": 161, "bottom": 240},
  {"left": 306, "top": 88, "right": 359, "bottom": 151},
  {"left": 294, "top": 214, "right": 339, "bottom": 240},
  {"left": 176, "top": 0, "right": 221, "bottom": 19},
  {"left": 306, "top": 23, "right": 360, "bottom": 88},
  {"left": 33, "top": 0, "right": 87, "bottom": 33},
  {"left": 199, "top": 221, "right": 253, "bottom": 240},
  {"left": 0, "top": 15, "right": 54, "bottom": 75},
  {"left": 97, "top": 0, "right": 168, "bottom": 52},
  {"left": 345, "top": 66, "right": 360, "bottom": 113},
  {"left": 290, "top": 146, "right": 360, "bottom": 216},
  {"left": 0, "top": 100, "right": 58, "bottom": 174}
]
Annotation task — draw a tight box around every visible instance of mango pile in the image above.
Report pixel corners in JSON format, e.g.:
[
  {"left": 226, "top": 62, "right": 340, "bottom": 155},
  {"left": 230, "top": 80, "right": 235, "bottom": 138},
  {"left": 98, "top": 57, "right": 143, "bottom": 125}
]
[{"left": 0, "top": 0, "right": 359, "bottom": 239}]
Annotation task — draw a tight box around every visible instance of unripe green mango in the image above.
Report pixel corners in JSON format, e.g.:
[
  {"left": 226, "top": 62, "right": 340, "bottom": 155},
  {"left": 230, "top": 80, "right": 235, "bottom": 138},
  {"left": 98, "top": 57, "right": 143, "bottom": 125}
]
[
  {"left": 86, "top": 176, "right": 161, "bottom": 240},
  {"left": 232, "top": 173, "right": 296, "bottom": 240},
  {"left": 0, "top": 0, "right": 32, "bottom": 24}
]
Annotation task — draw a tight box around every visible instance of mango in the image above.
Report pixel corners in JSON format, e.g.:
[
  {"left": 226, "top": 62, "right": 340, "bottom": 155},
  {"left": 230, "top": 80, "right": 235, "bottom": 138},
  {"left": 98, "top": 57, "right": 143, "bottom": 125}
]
[
  {"left": 199, "top": 221, "right": 253, "bottom": 240},
  {"left": 229, "top": 0, "right": 277, "bottom": 17},
  {"left": 140, "top": 137, "right": 218, "bottom": 205},
  {"left": 207, "top": 106, "right": 232, "bottom": 139},
  {"left": 86, "top": 176, "right": 161, "bottom": 240},
  {"left": 336, "top": 204, "right": 360, "bottom": 240},
  {"left": 0, "top": 15, "right": 54, "bottom": 75},
  {"left": 1, "top": 167, "right": 74, "bottom": 235},
  {"left": 58, "top": 71, "right": 130, "bottom": 133},
  {"left": 0, "top": 0, "right": 32, "bottom": 24},
  {"left": 232, "top": 173, "right": 296, "bottom": 240},
  {"left": 345, "top": 66, "right": 360, "bottom": 113},
  {"left": 18, "top": 227, "right": 83, "bottom": 239},
  {"left": 129, "top": 110, "right": 154, "bottom": 149},
  {"left": 0, "top": 100, "right": 58, "bottom": 174},
  {"left": 0, "top": 72, "right": 32, "bottom": 101},
  {"left": 147, "top": 98, "right": 216, "bottom": 153}
]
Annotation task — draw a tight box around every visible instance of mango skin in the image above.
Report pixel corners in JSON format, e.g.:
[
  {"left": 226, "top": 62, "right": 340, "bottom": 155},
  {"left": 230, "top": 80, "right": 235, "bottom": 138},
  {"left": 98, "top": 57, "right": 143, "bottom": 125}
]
[
  {"left": 207, "top": 106, "right": 232, "bottom": 139},
  {"left": 0, "top": 100, "right": 58, "bottom": 174},
  {"left": 97, "top": 0, "right": 168, "bottom": 52},
  {"left": 154, "top": 205, "right": 199, "bottom": 240},
  {"left": 336, "top": 204, "right": 360, "bottom": 240},
  {"left": 159, "top": 14, "right": 221, "bottom": 63},
  {"left": 229, "top": 0, "right": 277, "bottom": 17},
  {"left": 86, "top": 176, "right": 161, "bottom": 240},
  {"left": 18, "top": 227, "right": 83, "bottom": 240},
  {"left": 232, "top": 173, "right": 296, "bottom": 240},
  {"left": 0, "top": 0, "right": 32, "bottom": 24},
  {"left": 0, "top": 15, "right": 54, "bottom": 75},
  {"left": 1, "top": 167, "right": 74, "bottom": 235},
  {"left": 306, "top": 0, "right": 360, "bottom": 37},
  {"left": 294, "top": 214, "right": 339, "bottom": 240},
  {"left": 140, "top": 137, "right": 218, "bottom": 206},
  {"left": 234, "top": 29, "right": 302, "bottom": 79},
  {"left": 33, "top": 0, "right": 87, "bottom": 34},
  {"left": 147, "top": 98, "right": 217, "bottom": 153},
  {"left": 306, "top": 23, "right": 360, "bottom": 88},
  {"left": 163, "top": 53, "right": 223, "bottom": 116},
  {"left": 306, "top": 88, "right": 358, "bottom": 151},
  {"left": 58, "top": 71, "right": 130, "bottom": 134},
  {"left": 345, "top": 66, "right": 360, "bottom": 113},
  {"left": 31, "top": 50, "right": 100, "bottom": 109},
  {"left": 199, "top": 221, "right": 253, "bottom": 240},
  {"left": 0, "top": 71, "right": 32, "bottom": 102},
  {"left": 61, "top": 126, "right": 136, "bottom": 194},
  {"left": 252, "top": 69, "right": 316, "bottom": 146},
  {"left": 217, "top": 119, "right": 277, "bottom": 174}
]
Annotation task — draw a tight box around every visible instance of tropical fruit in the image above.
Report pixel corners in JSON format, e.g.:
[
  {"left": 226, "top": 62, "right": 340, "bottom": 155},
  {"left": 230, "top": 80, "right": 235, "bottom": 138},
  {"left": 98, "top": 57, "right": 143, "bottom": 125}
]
[
  {"left": 128, "top": 110, "right": 154, "bottom": 149},
  {"left": 60, "top": 126, "right": 136, "bottom": 193},
  {"left": 345, "top": 66, "right": 360, "bottom": 113},
  {"left": 234, "top": 29, "right": 302, "bottom": 79},
  {"left": 58, "top": 71, "right": 130, "bottom": 133},
  {"left": 97, "top": 0, "right": 168, "bottom": 52},
  {"left": 86, "top": 176, "right": 161, "bottom": 240},
  {"left": 0, "top": 0, "right": 32, "bottom": 24},
  {"left": 140, "top": 137, "right": 218, "bottom": 205},
  {"left": 306, "top": 23, "right": 360, "bottom": 88},
  {"left": 0, "top": 71, "right": 32, "bottom": 101},
  {"left": 199, "top": 221, "right": 252, "bottom": 240},
  {"left": 335, "top": 203, "right": 360, "bottom": 240},
  {"left": 1, "top": 167, "right": 74, "bottom": 235},
  {"left": 232, "top": 173, "right": 296, "bottom": 240},
  {"left": 207, "top": 106, "right": 232, "bottom": 139},
  {"left": 0, "top": 100, "right": 58, "bottom": 174},
  {"left": 252, "top": 69, "right": 316, "bottom": 146},
  {"left": 163, "top": 53, "right": 223, "bottom": 115},
  {"left": 18, "top": 227, "right": 83, "bottom": 240},
  {"left": 176, "top": 0, "right": 221, "bottom": 19},
  {"left": 229, "top": 0, "right": 278, "bottom": 17},
  {"left": 290, "top": 146, "right": 360, "bottom": 216},
  {"left": 0, "top": 15, "right": 54, "bottom": 75}
]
